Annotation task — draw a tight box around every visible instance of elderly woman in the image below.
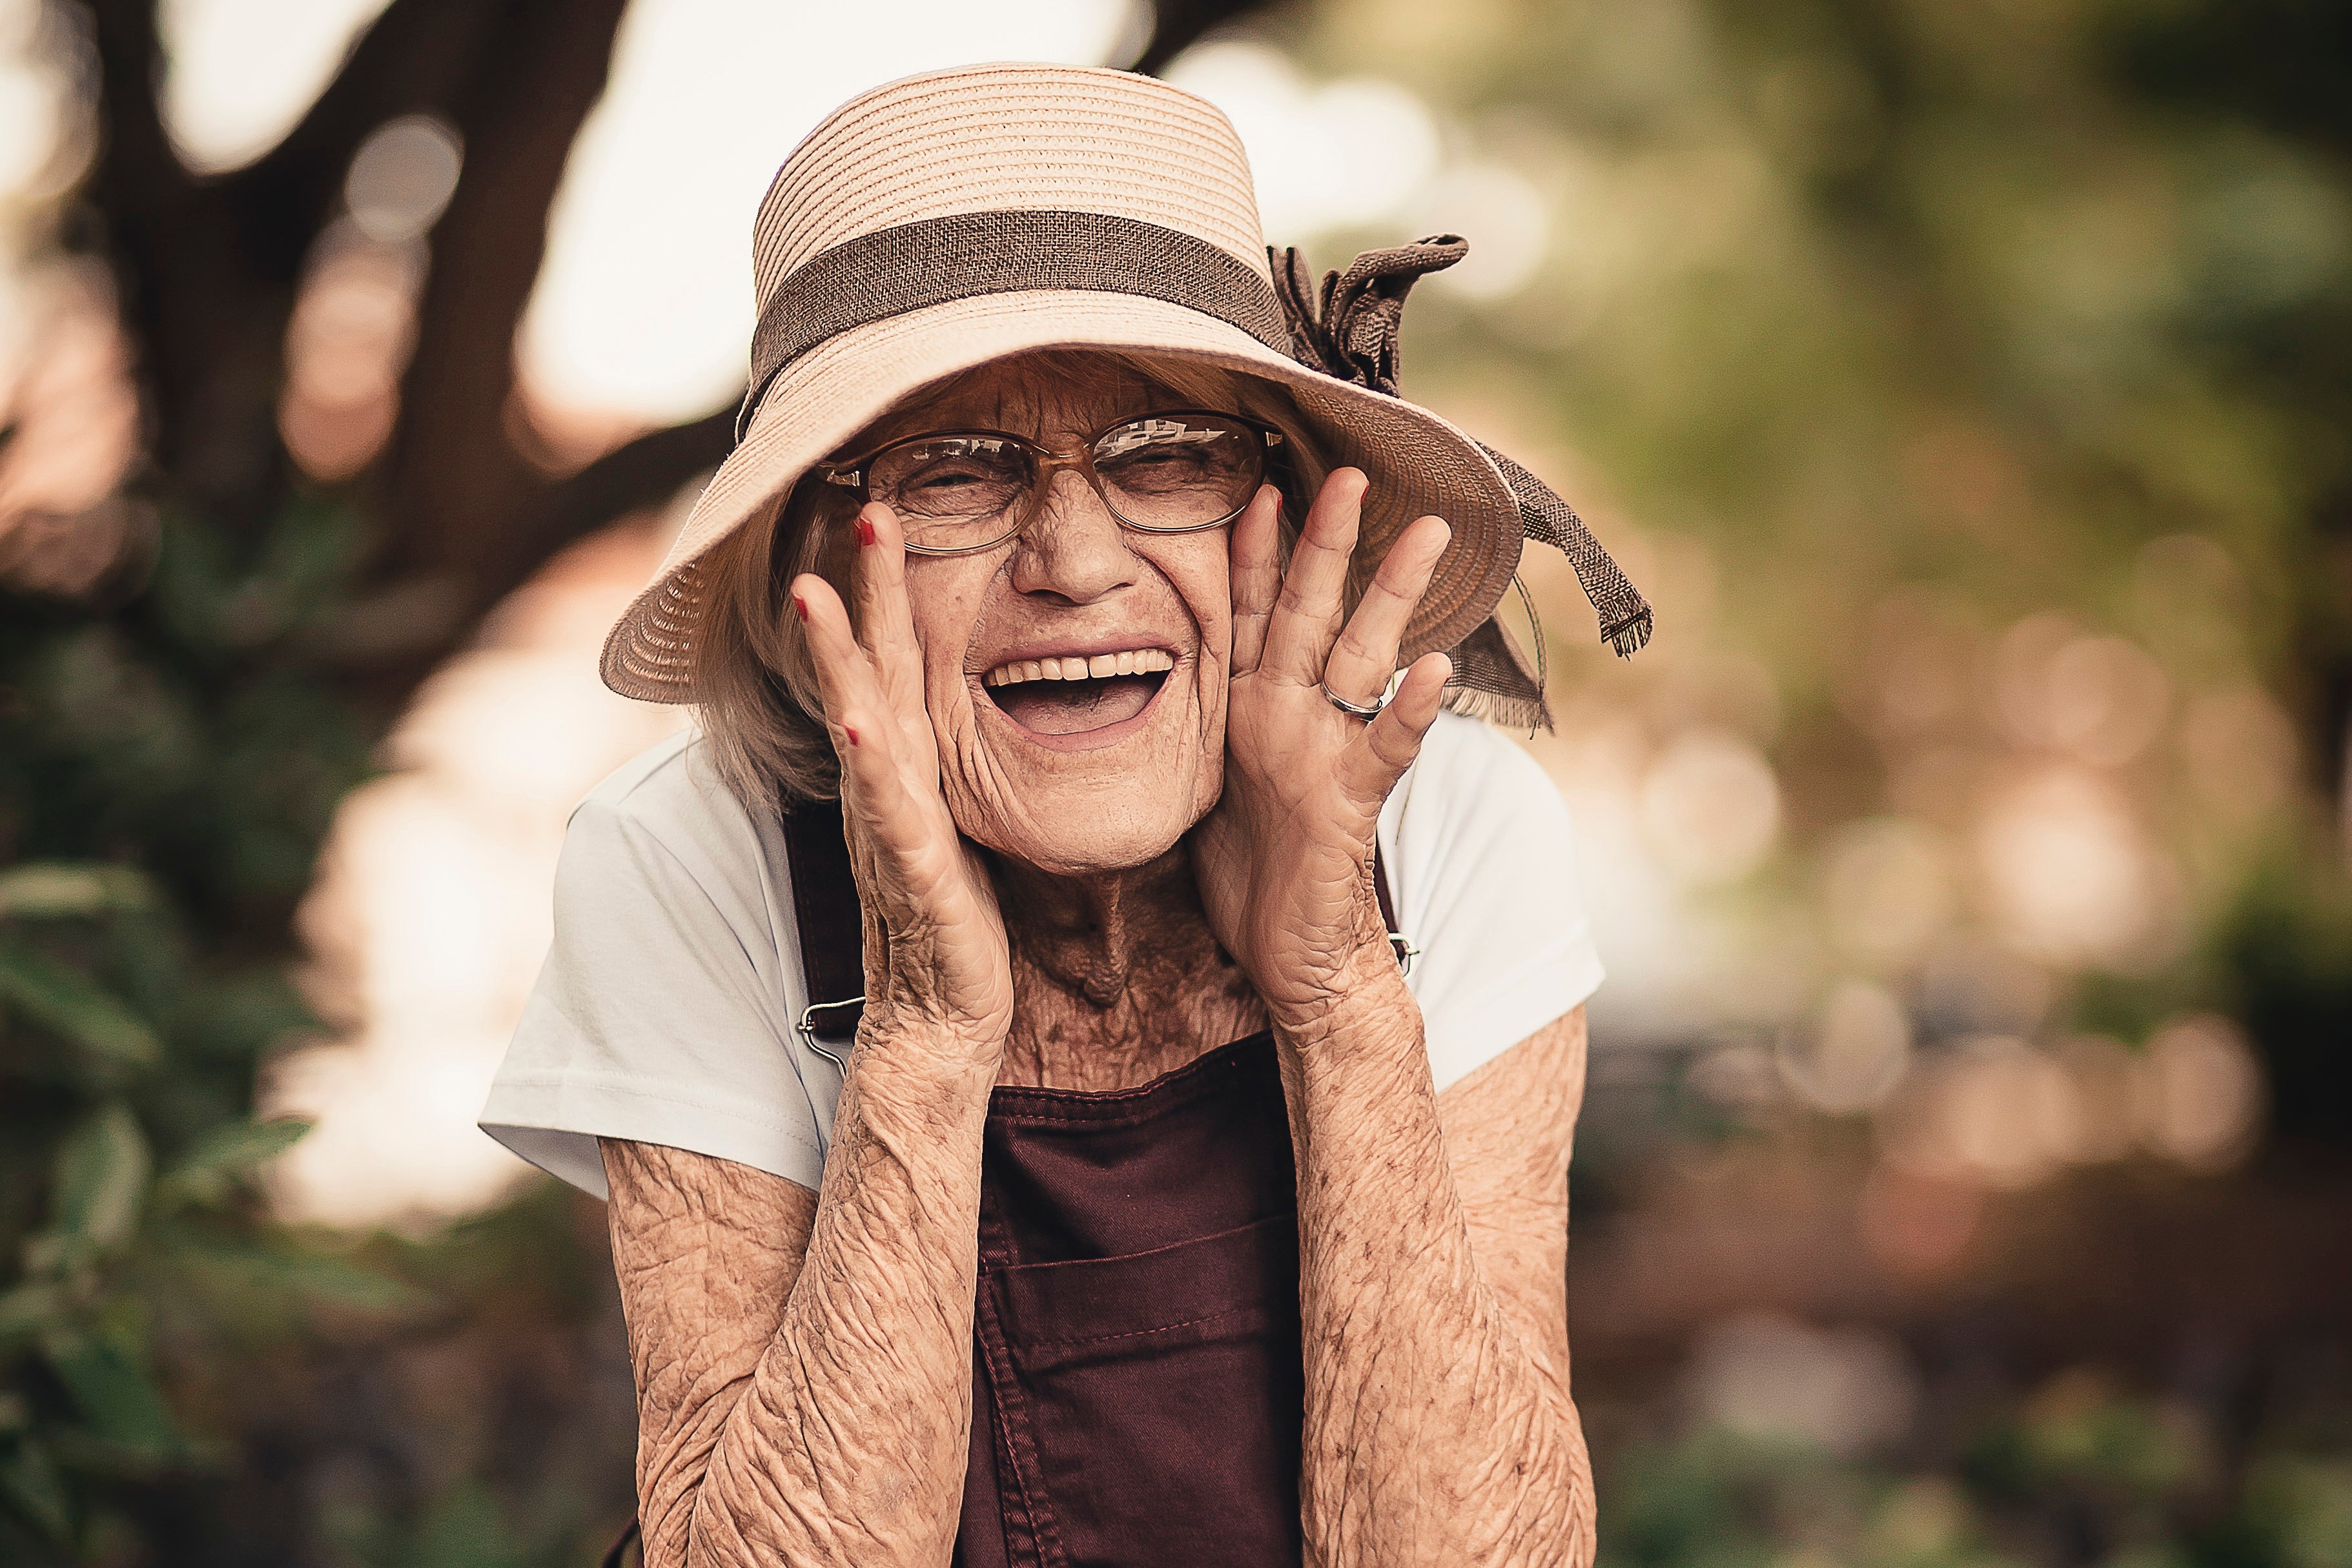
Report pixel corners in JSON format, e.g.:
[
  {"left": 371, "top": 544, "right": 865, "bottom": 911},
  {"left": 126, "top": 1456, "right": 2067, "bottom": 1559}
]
[{"left": 483, "top": 63, "right": 1648, "bottom": 1568}]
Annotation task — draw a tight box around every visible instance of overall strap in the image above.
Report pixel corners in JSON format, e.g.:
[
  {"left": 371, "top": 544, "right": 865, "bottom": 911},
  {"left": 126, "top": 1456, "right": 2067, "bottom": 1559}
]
[
  {"left": 780, "top": 799, "right": 866, "bottom": 1059},
  {"left": 777, "top": 798, "right": 1415, "bottom": 1052},
  {"left": 1373, "top": 859, "right": 1414, "bottom": 972}
]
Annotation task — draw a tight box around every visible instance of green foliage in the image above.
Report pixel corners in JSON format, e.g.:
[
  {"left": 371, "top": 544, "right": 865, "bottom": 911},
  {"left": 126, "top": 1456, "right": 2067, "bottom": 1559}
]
[
  {"left": 1961, "top": 1374, "right": 2210, "bottom": 1556},
  {"left": 1600, "top": 1384, "right": 2352, "bottom": 1568},
  {"left": 2233, "top": 1456, "right": 2352, "bottom": 1568},
  {"left": 2209, "top": 853, "right": 2352, "bottom": 1147},
  {"left": 0, "top": 499, "right": 411, "bottom": 1564}
]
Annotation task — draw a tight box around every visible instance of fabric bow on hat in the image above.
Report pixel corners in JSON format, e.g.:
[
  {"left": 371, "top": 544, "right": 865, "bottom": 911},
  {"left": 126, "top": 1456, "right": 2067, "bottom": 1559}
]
[
  {"left": 1269, "top": 235, "right": 1654, "bottom": 729},
  {"left": 1272, "top": 234, "right": 1471, "bottom": 396}
]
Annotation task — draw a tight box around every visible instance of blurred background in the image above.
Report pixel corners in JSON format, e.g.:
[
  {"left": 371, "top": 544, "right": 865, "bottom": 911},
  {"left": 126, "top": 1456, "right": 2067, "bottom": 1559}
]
[{"left": 3, "top": 0, "right": 2349, "bottom": 1563}]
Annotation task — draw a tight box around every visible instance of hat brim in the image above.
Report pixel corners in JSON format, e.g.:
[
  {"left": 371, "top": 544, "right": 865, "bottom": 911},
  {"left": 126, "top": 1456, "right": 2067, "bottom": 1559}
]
[{"left": 600, "top": 290, "right": 1523, "bottom": 702}]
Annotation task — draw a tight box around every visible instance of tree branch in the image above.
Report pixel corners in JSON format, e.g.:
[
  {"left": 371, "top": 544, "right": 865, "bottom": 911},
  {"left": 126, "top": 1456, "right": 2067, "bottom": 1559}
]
[
  {"left": 73, "top": 0, "right": 232, "bottom": 494},
  {"left": 487, "top": 405, "right": 739, "bottom": 609},
  {"left": 369, "top": 0, "right": 631, "bottom": 577},
  {"left": 225, "top": 0, "right": 505, "bottom": 294},
  {"left": 1131, "top": 0, "right": 1278, "bottom": 76}
]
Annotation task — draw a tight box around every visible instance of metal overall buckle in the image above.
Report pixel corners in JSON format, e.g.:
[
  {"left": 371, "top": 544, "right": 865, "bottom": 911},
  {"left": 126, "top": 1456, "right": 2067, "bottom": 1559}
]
[{"left": 795, "top": 997, "right": 864, "bottom": 1071}]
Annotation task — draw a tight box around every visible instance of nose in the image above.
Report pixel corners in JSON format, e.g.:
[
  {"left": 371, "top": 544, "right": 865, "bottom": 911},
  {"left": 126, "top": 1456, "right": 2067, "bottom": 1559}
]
[{"left": 1007, "top": 467, "right": 1140, "bottom": 606}]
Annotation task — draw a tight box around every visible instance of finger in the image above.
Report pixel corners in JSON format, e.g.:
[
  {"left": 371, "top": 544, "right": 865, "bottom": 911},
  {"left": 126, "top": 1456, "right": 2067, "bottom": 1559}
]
[
  {"left": 1338, "top": 651, "right": 1451, "bottom": 810},
  {"left": 797, "top": 573, "right": 923, "bottom": 849},
  {"left": 848, "top": 503, "right": 924, "bottom": 704},
  {"left": 1227, "top": 484, "right": 1283, "bottom": 675},
  {"left": 833, "top": 701, "right": 914, "bottom": 839},
  {"left": 792, "top": 573, "right": 885, "bottom": 742},
  {"left": 1322, "top": 514, "right": 1450, "bottom": 706},
  {"left": 830, "top": 700, "right": 956, "bottom": 942},
  {"left": 1261, "top": 467, "right": 1365, "bottom": 685}
]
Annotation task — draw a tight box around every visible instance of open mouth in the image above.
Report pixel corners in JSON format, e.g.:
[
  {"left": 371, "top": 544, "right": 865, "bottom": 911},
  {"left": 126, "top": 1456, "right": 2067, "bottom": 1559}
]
[{"left": 981, "top": 649, "right": 1173, "bottom": 737}]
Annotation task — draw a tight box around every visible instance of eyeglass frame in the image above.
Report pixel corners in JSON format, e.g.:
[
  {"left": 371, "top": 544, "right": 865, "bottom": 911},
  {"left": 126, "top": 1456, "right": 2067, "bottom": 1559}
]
[{"left": 811, "top": 409, "right": 1288, "bottom": 557}]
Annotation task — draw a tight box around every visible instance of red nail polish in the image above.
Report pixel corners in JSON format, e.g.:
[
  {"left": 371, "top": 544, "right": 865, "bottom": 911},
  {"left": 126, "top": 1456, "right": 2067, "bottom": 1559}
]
[
  {"left": 856, "top": 515, "right": 875, "bottom": 547},
  {"left": 793, "top": 595, "right": 809, "bottom": 622},
  {"left": 843, "top": 724, "right": 860, "bottom": 748}
]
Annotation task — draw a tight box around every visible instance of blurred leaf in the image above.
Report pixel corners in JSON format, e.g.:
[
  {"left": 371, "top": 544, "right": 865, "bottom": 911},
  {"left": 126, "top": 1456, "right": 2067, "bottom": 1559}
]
[
  {"left": 17, "top": 1235, "right": 71, "bottom": 1277},
  {"left": 169, "top": 970, "right": 316, "bottom": 1063},
  {"left": 2244, "top": 1455, "right": 2352, "bottom": 1568},
  {"left": 256, "top": 499, "right": 370, "bottom": 629},
  {"left": 178, "top": 1236, "right": 429, "bottom": 1317},
  {"left": 0, "top": 945, "right": 162, "bottom": 1070},
  {"left": 50, "top": 1105, "right": 150, "bottom": 1253},
  {"left": 154, "top": 1117, "right": 311, "bottom": 1208},
  {"left": 0, "top": 1284, "right": 68, "bottom": 1345},
  {"left": 0, "top": 1434, "right": 73, "bottom": 1545},
  {"left": 410, "top": 1482, "right": 523, "bottom": 1568},
  {"left": 0, "top": 864, "right": 157, "bottom": 921},
  {"left": 39, "top": 1332, "right": 180, "bottom": 1461}
]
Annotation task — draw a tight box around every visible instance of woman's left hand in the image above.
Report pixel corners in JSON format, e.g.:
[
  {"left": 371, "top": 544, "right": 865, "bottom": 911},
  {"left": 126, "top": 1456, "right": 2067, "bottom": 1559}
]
[{"left": 1189, "top": 468, "right": 1455, "bottom": 1022}]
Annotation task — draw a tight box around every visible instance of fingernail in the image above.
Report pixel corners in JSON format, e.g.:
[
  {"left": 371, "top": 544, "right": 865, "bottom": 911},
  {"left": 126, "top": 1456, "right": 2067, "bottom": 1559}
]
[
  {"left": 855, "top": 515, "right": 875, "bottom": 547},
  {"left": 793, "top": 595, "right": 809, "bottom": 622},
  {"left": 843, "top": 724, "right": 860, "bottom": 748}
]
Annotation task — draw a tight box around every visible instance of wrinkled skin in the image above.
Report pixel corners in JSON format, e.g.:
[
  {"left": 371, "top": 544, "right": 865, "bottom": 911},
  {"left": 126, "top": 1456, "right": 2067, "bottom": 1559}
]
[{"left": 601, "top": 354, "right": 1596, "bottom": 1567}]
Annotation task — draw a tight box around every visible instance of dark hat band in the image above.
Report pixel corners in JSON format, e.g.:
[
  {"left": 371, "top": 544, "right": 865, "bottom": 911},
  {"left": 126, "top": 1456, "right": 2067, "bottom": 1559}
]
[{"left": 738, "top": 210, "right": 1293, "bottom": 441}]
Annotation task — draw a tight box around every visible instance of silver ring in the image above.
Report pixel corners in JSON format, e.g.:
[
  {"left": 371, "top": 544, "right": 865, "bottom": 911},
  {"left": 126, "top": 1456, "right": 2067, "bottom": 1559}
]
[{"left": 1322, "top": 683, "right": 1387, "bottom": 720}]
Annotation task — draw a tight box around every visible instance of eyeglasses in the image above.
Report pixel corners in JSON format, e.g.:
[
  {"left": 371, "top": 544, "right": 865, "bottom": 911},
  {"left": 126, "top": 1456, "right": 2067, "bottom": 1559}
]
[{"left": 814, "top": 410, "right": 1283, "bottom": 556}]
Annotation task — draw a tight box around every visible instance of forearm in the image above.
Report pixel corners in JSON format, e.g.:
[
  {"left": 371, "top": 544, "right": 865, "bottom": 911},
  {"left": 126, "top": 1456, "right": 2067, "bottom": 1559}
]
[
  {"left": 1276, "top": 955, "right": 1594, "bottom": 1568},
  {"left": 638, "top": 1021, "right": 999, "bottom": 1568}
]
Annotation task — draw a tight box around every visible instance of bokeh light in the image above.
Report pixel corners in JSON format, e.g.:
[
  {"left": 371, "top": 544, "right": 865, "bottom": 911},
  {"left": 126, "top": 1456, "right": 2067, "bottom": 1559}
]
[
  {"left": 343, "top": 114, "right": 462, "bottom": 243},
  {"left": 1680, "top": 1314, "right": 1919, "bottom": 1458},
  {"left": 1777, "top": 979, "right": 1912, "bottom": 1114},
  {"left": 278, "top": 223, "right": 420, "bottom": 481},
  {"left": 1976, "top": 766, "right": 2167, "bottom": 967},
  {"left": 1639, "top": 728, "right": 1782, "bottom": 886}
]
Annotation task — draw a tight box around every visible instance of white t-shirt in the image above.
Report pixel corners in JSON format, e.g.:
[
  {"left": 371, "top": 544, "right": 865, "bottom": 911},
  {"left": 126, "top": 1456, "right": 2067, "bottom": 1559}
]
[{"left": 480, "top": 713, "right": 1604, "bottom": 1201}]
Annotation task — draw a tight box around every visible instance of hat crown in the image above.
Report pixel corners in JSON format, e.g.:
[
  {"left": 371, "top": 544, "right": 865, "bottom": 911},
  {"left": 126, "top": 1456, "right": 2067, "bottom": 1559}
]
[{"left": 752, "top": 64, "right": 1271, "bottom": 305}]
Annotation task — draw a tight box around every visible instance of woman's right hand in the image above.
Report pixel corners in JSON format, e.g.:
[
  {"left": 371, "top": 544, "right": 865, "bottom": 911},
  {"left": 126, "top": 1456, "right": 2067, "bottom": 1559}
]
[{"left": 792, "top": 504, "right": 1015, "bottom": 1057}]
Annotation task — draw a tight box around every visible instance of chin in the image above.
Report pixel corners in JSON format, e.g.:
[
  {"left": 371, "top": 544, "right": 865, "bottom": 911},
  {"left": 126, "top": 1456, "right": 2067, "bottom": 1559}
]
[
  {"left": 964, "top": 768, "right": 1209, "bottom": 877},
  {"left": 1017, "top": 828, "right": 1191, "bottom": 878}
]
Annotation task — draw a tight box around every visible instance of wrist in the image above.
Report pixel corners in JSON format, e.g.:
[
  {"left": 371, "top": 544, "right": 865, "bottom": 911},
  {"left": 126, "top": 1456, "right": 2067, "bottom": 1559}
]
[
  {"left": 1264, "top": 938, "right": 1417, "bottom": 1049},
  {"left": 854, "top": 1001, "right": 1007, "bottom": 1082}
]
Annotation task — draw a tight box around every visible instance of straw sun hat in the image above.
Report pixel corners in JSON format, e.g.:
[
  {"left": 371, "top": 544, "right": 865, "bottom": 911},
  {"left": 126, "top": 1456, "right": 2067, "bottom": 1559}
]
[{"left": 600, "top": 62, "right": 1650, "bottom": 724}]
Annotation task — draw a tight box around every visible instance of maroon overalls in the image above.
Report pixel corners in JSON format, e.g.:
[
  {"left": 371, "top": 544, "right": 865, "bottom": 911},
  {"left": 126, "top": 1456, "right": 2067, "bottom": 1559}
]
[
  {"left": 606, "top": 805, "right": 1404, "bottom": 1568},
  {"left": 952, "top": 1033, "right": 1305, "bottom": 1565}
]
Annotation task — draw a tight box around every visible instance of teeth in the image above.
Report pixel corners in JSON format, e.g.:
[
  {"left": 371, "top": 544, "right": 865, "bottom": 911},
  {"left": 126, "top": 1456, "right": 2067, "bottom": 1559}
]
[{"left": 982, "top": 649, "right": 1175, "bottom": 687}]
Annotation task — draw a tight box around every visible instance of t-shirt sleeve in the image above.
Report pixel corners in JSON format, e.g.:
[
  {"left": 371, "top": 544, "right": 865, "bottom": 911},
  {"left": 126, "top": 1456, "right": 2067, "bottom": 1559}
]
[
  {"left": 479, "top": 792, "right": 830, "bottom": 1201},
  {"left": 1380, "top": 714, "right": 1604, "bottom": 1092}
]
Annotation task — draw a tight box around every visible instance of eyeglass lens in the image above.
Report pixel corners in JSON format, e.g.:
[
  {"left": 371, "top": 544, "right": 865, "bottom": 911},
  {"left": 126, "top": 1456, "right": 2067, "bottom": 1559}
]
[{"left": 864, "top": 414, "right": 1262, "bottom": 551}]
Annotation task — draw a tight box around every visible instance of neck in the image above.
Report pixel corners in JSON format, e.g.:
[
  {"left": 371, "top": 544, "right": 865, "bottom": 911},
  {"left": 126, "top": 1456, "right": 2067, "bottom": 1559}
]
[{"left": 988, "top": 845, "right": 1266, "bottom": 1091}]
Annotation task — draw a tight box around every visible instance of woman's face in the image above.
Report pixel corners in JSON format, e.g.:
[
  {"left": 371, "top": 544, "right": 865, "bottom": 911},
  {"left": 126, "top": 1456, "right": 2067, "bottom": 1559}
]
[{"left": 847, "top": 354, "right": 1247, "bottom": 877}]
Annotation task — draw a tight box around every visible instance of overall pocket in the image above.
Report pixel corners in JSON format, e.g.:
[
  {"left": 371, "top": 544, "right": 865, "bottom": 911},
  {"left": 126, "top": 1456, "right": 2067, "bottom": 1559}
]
[{"left": 981, "top": 1212, "right": 1305, "bottom": 1568}]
